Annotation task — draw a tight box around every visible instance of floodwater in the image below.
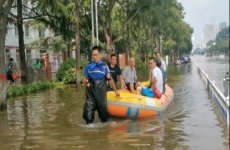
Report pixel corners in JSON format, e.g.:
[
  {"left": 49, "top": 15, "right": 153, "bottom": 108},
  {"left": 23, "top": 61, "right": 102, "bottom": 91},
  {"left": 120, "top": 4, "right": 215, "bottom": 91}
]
[
  {"left": 0, "top": 56, "right": 229, "bottom": 150},
  {"left": 191, "top": 55, "right": 229, "bottom": 92}
]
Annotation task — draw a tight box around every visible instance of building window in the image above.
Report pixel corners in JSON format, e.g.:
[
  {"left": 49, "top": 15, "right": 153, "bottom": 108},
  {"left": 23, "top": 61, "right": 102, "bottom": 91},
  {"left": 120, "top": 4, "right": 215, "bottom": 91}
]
[
  {"left": 25, "top": 24, "right": 29, "bottom": 37},
  {"left": 39, "top": 29, "right": 45, "bottom": 37},
  {"left": 26, "top": 50, "right": 31, "bottom": 62},
  {"left": 14, "top": 23, "right": 18, "bottom": 35},
  {"left": 5, "top": 49, "right": 11, "bottom": 63}
]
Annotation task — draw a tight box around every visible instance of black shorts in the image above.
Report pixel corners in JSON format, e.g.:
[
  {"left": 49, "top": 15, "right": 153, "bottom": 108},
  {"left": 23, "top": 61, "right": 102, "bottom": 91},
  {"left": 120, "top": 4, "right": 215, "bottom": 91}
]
[
  {"left": 125, "top": 82, "right": 137, "bottom": 91},
  {"left": 7, "top": 74, "right": 14, "bottom": 82}
]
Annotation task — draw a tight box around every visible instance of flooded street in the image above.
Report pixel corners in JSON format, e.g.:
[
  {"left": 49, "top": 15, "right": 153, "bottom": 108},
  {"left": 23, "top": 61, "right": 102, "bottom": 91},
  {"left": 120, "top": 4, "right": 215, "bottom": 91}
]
[
  {"left": 0, "top": 56, "right": 229, "bottom": 150},
  {"left": 191, "top": 55, "right": 229, "bottom": 92}
]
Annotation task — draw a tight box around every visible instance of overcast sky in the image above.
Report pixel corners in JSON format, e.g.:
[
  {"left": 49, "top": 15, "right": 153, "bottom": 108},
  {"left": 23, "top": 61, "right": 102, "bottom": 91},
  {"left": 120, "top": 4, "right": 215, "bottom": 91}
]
[{"left": 177, "top": 0, "right": 229, "bottom": 48}]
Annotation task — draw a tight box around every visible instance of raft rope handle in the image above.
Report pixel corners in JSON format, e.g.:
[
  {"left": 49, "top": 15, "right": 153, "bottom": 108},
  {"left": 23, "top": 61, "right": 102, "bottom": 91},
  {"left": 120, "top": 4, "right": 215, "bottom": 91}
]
[
  {"left": 118, "top": 96, "right": 142, "bottom": 100},
  {"left": 118, "top": 96, "right": 144, "bottom": 107}
]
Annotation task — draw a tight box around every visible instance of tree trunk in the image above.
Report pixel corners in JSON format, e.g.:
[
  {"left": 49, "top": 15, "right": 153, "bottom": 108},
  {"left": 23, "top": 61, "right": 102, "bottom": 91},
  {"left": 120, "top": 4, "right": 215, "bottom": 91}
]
[
  {"left": 75, "top": 0, "right": 81, "bottom": 91},
  {"left": 137, "top": 20, "right": 141, "bottom": 65},
  {"left": 0, "top": 0, "right": 14, "bottom": 105},
  {"left": 106, "top": 37, "right": 113, "bottom": 62},
  {"left": 66, "top": 40, "right": 71, "bottom": 58},
  {"left": 159, "top": 35, "right": 163, "bottom": 56},
  {"left": 127, "top": 22, "right": 131, "bottom": 60},
  {"left": 170, "top": 49, "right": 173, "bottom": 62},
  {"left": 17, "top": 0, "right": 27, "bottom": 83}
]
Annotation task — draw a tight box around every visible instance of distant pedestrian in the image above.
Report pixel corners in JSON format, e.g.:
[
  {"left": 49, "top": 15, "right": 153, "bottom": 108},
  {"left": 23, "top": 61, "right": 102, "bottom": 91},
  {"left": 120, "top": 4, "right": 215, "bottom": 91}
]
[
  {"left": 31, "top": 58, "right": 41, "bottom": 74},
  {"left": 5, "top": 58, "right": 15, "bottom": 84}
]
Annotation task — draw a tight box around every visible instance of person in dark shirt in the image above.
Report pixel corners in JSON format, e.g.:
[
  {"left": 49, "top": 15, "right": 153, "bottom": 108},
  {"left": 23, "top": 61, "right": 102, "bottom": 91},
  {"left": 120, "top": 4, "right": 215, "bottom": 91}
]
[
  {"left": 6, "top": 58, "right": 15, "bottom": 84},
  {"left": 107, "top": 54, "right": 125, "bottom": 90}
]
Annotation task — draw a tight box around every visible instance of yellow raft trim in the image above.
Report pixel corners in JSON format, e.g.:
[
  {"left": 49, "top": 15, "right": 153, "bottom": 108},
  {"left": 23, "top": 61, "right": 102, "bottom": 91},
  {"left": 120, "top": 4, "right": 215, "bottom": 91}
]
[{"left": 107, "top": 91, "right": 161, "bottom": 107}]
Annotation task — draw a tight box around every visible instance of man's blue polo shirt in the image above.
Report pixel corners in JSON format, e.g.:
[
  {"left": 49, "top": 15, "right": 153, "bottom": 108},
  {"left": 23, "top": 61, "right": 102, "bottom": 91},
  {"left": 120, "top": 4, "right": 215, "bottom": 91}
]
[{"left": 84, "top": 61, "right": 110, "bottom": 81}]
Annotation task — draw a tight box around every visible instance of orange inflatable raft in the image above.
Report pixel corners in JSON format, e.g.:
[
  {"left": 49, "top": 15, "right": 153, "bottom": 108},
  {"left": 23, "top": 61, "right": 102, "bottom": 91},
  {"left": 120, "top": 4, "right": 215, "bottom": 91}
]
[{"left": 107, "top": 81, "right": 174, "bottom": 119}]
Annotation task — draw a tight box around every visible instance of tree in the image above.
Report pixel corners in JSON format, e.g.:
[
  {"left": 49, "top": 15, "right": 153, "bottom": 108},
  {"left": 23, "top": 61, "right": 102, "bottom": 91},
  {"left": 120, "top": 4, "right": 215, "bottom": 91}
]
[
  {"left": 0, "top": 0, "right": 14, "bottom": 103},
  {"left": 207, "top": 26, "right": 229, "bottom": 55},
  {"left": 16, "top": 0, "right": 27, "bottom": 81},
  {"left": 75, "top": 0, "right": 81, "bottom": 91},
  {"left": 97, "top": 0, "right": 147, "bottom": 60},
  {"left": 28, "top": 0, "right": 75, "bottom": 58}
]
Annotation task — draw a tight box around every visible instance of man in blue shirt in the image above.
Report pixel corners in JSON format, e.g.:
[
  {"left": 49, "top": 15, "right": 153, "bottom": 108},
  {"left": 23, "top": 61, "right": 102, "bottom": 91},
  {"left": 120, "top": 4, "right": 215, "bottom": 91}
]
[{"left": 82, "top": 46, "right": 119, "bottom": 124}]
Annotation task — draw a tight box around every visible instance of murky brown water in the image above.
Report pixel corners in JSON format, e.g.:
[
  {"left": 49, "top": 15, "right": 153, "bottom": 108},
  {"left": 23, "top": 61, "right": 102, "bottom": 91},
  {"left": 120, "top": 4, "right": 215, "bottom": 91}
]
[{"left": 0, "top": 57, "right": 229, "bottom": 150}]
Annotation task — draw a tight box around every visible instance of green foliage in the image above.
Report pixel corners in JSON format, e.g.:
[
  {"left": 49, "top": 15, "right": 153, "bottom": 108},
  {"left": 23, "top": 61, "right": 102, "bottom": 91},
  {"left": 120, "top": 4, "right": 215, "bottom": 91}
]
[
  {"left": 21, "top": 0, "right": 193, "bottom": 62},
  {"left": 56, "top": 58, "right": 89, "bottom": 84},
  {"left": 207, "top": 26, "right": 229, "bottom": 54},
  {"left": 26, "top": 35, "right": 67, "bottom": 53},
  {"left": 7, "top": 81, "right": 64, "bottom": 98},
  {"left": 135, "top": 61, "right": 147, "bottom": 69}
]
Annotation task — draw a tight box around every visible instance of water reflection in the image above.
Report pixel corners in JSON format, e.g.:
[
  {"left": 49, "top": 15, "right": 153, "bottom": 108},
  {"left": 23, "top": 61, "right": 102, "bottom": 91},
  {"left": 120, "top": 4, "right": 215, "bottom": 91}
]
[
  {"left": 191, "top": 55, "right": 229, "bottom": 92},
  {"left": 0, "top": 57, "right": 229, "bottom": 150}
]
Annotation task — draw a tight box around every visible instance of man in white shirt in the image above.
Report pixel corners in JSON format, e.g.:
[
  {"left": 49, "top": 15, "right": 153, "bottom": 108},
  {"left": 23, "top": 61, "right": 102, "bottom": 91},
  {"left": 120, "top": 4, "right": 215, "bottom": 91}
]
[
  {"left": 148, "top": 57, "right": 163, "bottom": 94},
  {"left": 156, "top": 52, "right": 166, "bottom": 72}
]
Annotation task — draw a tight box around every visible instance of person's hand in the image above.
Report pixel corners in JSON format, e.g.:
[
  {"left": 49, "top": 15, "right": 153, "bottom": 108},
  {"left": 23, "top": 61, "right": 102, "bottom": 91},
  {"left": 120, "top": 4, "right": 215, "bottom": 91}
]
[
  {"left": 86, "top": 83, "right": 90, "bottom": 87},
  {"left": 115, "top": 91, "right": 120, "bottom": 97},
  {"left": 83, "top": 79, "right": 90, "bottom": 87}
]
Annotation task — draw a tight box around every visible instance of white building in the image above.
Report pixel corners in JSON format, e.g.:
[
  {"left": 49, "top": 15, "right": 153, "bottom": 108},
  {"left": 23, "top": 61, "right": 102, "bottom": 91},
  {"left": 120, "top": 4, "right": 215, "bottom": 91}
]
[
  {"left": 202, "top": 20, "right": 218, "bottom": 48},
  {"left": 5, "top": 0, "right": 54, "bottom": 65}
]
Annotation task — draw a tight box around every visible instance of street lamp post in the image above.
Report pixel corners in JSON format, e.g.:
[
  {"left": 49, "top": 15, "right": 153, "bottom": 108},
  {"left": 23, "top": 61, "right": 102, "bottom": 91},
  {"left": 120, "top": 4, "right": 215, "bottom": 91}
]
[
  {"left": 95, "top": 0, "right": 99, "bottom": 45},
  {"left": 91, "top": 0, "right": 94, "bottom": 46}
]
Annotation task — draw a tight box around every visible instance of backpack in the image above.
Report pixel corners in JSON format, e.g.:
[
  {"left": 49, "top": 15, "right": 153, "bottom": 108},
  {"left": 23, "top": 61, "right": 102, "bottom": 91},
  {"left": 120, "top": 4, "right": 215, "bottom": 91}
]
[
  {"left": 5, "top": 64, "right": 11, "bottom": 74},
  {"left": 5, "top": 66, "right": 10, "bottom": 73}
]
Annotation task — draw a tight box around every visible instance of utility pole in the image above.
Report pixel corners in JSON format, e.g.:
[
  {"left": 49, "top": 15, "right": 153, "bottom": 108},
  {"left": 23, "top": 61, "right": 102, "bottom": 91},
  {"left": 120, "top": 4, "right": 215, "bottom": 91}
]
[
  {"left": 91, "top": 0, "right": 94, "bottom": 46},
  {"left": 95, "top": 0, "right": 99, "bottom": 45},
  {"left": 160, "top": 35, "right": 163, "bottom": 56}
]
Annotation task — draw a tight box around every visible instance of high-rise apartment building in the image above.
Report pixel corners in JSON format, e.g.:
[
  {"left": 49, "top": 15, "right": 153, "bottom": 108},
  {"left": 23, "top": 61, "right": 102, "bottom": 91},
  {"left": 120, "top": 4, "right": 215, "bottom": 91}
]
[{"left": 202, "top": 21, "right": 218, "bottom": 48}]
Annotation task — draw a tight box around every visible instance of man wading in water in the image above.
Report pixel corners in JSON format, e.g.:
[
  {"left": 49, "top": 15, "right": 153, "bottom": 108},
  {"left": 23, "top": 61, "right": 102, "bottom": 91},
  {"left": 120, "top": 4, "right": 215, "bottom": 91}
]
[{"left": 82, "top": 46, "right": 120, "bottom": 124}]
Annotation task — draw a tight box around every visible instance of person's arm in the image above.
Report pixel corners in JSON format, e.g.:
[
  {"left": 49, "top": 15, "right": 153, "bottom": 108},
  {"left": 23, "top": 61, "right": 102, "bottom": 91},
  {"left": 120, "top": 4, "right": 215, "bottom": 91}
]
[
  {"left": 117, "top": 66, "right": 123, "bottom": 83},
  {"left": 148, "top": 70, "right": 151, "bottom": 82},
  {"left": 82, "top": 65, "right": 89, "bottom": 86},
  {"left": 121, "top": 67, "right": 128, "bottom": 89},
  {"left": 134, "top": 68, "right": 137, "bottom": 82},
  {"left": 148, "top": 70, "right": 153, "bottom": 87},
  {"left": 8, "top": 64, "right": 13, "bottom": 72},
  {"left": 151, "top": 70, "right": 158, "bottom": 91},
  {"left": 106, "top": 66, "right": 119, "bottom": 96}
]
